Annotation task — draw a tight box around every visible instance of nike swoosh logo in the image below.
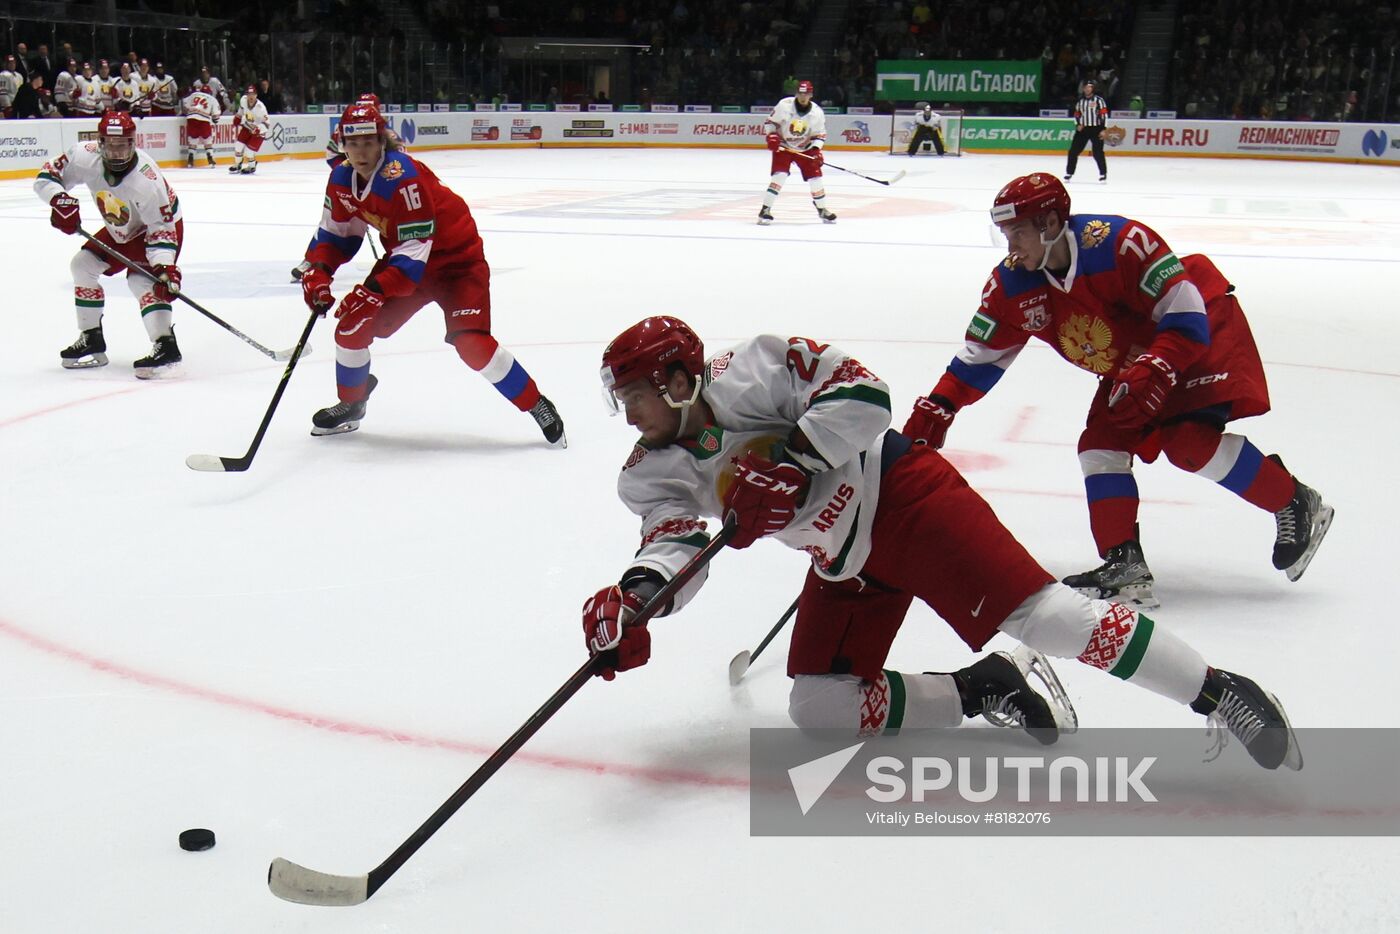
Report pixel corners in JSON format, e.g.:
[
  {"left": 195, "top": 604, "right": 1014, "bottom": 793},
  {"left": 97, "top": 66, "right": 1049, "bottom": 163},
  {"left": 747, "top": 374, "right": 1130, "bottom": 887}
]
[{"left": 971, "top": 596, "right": 987, "bottom": 617}]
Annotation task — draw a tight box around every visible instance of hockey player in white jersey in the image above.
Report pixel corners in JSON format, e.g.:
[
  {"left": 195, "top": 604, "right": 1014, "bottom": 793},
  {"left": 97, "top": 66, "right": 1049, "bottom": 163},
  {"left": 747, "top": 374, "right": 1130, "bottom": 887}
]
[
  {"left": 758, "top": 79, "right": 835, "bottom": 225},
  {"left": 182, "top": 83, "right": 222, "bottom": 167},
  {"left": 149, "top": 62, "right": 180, "bottom": 116},
  {"left": 112, "top": 62, "right": 141, "bottom": 112},
  {"left": 53, "top": 60, "right": 79, "bottom": 116},
  {"left": 73, "top": 62, "right": 98, "bottom": 116},
  {"left": 229, "top": 84, "right": 269, "bottom": 175},
  {"left": 0, "top": 56, "right": 18, "bottom": 118},
  {"left": 906, "top": 102, "right": 946, "bottom": 156},
  {"left": 582, "top": 316, "right": 1303, "bottom": 770},
  {"left": 86, "top": 60, "right": 117, "bottom": 113},
  {"left": 34, "top": 110, "right": 185, "bottom": 377}
]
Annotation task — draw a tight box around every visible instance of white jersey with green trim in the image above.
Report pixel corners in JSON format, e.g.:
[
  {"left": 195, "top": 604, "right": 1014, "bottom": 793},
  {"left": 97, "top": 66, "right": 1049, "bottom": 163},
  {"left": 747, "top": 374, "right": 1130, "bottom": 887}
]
[
  {"left": 34, "top": 142, "right": 182, "bottom": 266},
  {"left": 617, "top": 334, "right": 893, "bottom": 613},
  {"left": 235, "top": 96, "right": 269, "bottom": 133},
  {"left": 764, "top": 97, "right": 827, "bottom": 150}
]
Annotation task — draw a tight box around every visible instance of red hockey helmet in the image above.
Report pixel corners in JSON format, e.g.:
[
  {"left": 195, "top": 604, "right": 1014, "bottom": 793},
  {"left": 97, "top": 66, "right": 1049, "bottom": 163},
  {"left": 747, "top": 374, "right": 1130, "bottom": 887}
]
[
  {"left": 601, "top": 316, "right": 705, "bottom": 412},
  {"left": 357, "top": 92, "right": 382, "bottom": 109},
  {"left": 97, "top": 110, "right": 138, "bottom": 172},
  {"left": 796, "top": 79, "right": 814, "bottom": 96},
  {"left": 990, "top": 172, "right": 1070, "bottom": 229},
  {"left": 339, "top": 101, "right": 386, "bottom": 139}
]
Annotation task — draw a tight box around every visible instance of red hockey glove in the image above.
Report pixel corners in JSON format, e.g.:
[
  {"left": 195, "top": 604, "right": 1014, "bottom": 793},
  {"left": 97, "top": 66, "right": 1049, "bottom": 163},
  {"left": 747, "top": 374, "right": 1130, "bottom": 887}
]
[
  {"left": 151, "top": 264, "right": 181, "bottom": 303},
  {"left": 582, "top": 585, "right": 649, "bottom": 681},
  {"left": 301, "top": 265, "right": 334, "bottom": 314},
  {"left": 1107, "top": 354, "right": 1177, "bottom": 429},
  {"left": 902, "top": 394, "right": 958, "bottom": 448},
  {"left": 805, "top": 147, "right": 824, "bottom": 168},
  {"left": 723, "top": 452, "right": 811, "bottom": 550},
  {"left": 334, "top": 283, "right": 384, "bottom": 334},
  {"left": 49, "top": 193, "right": 80, "bottom": 235},
  {"left": 766, "top": 132, "right": 781, "bottom": 152}
]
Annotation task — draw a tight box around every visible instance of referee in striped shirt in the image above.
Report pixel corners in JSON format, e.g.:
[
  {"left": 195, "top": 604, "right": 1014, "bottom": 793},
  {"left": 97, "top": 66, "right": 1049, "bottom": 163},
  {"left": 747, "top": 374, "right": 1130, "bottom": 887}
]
[{"left": 1065, "top": 80, "right": 1109, "bottom": 182}]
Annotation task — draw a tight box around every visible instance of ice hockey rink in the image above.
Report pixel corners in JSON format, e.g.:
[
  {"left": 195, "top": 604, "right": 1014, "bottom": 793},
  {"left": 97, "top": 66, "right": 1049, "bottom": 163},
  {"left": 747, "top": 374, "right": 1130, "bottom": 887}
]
[{"left": 1, "top": 143, "right": 1398, "bottom": 932}]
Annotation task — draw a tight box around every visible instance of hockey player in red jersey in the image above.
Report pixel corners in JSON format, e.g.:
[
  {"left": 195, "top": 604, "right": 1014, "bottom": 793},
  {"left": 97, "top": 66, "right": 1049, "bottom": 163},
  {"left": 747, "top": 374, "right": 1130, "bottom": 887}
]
[
  {"left": 580, "top": 316, "right": 1303, "bottom": 771},
  {"left": 298, "top": 101, "right": 565, "bottom": 445},
  {"left": 292, "top": 93, "right": 401, "bottom": 282},
  {"left": 903, "top": 174, "right": 1332, "bottom": 606}
]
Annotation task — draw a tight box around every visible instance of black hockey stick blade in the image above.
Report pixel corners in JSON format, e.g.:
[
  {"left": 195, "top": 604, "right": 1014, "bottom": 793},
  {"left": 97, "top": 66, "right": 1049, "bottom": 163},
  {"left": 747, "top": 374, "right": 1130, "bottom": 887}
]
[
  {"left": 268, "top": 517, "right": 738, "bottom": 906},
  {"left": 185, "top": 309, "right": 320, "bottom": 474}
]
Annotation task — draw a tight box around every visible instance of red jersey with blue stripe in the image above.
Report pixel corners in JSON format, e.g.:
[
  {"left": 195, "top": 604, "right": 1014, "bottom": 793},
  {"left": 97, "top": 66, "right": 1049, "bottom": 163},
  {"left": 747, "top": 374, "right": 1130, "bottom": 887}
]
[
  {"left": 305, "top": 148, "right": 485, "bottom": 297},
  {"left": 932, "top": 214, "right": 1224, "bottom": 408}
]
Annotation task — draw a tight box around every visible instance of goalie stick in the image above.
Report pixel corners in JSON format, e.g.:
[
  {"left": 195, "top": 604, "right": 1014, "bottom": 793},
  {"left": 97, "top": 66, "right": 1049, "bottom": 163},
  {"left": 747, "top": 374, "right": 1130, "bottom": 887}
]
[
  {"left": 728, "top": 596, "right": 798, "bottom": 685},
  {"left": 782, "top": 146, "right": 905, "bottom": 187},
  {"left": 268, "top": 517, "right": 739, "bottom": 907},
  {"left": 185, "top": 307, "right": 319, "bottom": 473},
  {"left": 78, "top": 228, "right": 310, "bottom": 361}
]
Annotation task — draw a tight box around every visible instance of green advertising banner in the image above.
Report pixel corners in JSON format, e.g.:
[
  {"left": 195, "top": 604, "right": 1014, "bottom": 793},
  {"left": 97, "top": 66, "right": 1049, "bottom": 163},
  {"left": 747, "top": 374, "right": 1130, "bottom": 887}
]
[
  {"left": 875, "top": 60, "right": 1043, "bottom": 102},
  {"left": 959, "top": 117, "right": 1075, "bottom": 150}
]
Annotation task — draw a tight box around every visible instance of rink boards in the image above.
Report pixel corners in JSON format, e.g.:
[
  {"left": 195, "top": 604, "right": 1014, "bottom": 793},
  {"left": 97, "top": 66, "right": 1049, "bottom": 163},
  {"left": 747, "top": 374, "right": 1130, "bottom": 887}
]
[{"left": 3, "top": 111, "right": 1398, "bottom": 178}]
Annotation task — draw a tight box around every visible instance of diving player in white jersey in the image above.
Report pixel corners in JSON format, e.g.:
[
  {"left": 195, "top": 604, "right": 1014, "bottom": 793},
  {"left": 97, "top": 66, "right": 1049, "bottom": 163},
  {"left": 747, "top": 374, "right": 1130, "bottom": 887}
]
[{"left": 581, "top": 316, "right": 1303, "bottom": 771}]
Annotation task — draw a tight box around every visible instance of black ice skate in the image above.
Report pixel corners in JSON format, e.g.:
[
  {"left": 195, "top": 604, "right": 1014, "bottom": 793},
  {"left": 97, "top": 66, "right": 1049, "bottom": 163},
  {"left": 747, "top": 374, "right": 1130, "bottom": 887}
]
[
  {"left": 1191, "top": 667, "right": 1303, "bottom": 770},
  {"left": 1268, "top": 456, "right": 1334, "bottom": 582},
  {"left": 186, "top": 152, "right": 194, "bottom": 168},
  {"left": 60, "top": 327, "right": 108, "bottom": 369},
  {"left": 311, "top": 374, "right": 377, "bottom": 436},
  {"left": 206, "top": 152, "right": 216, "bottom": 167},
  {"left": 757, "top": 206, "right": 774, "bottom": 226},
  {"left": 946, "top": 650, "right": 1064, "bottom": 745},
  {"left": 228, "top": 161, "right": 242, "bottom": 174},
  {"left": 1099, "top": 174, "right": 1107, "bottom": 182},
  {"left": 291, "top": 260, "right": 311, "bottom": 282},
  {"left": 817, "top": 207, "right": 837, "bottom": 223},
  {"left": 240, "top": 162, "right": 257, "bottom": 175},
  {"left": 133, "top": 332, "right": 182, "bottom": 379},
  {"left": 529, "top": 395, "right": 567, "bottom": 448},
  {"left": 1062, "top": 538, "right": 1158, "bottom": 608}
]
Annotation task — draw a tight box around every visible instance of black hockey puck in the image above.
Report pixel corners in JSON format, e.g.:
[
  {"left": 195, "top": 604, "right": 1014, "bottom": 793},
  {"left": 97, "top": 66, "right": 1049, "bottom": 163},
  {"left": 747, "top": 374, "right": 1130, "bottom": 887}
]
[{"left": 178, "top": 828, "right": 216, "bottom": 852}]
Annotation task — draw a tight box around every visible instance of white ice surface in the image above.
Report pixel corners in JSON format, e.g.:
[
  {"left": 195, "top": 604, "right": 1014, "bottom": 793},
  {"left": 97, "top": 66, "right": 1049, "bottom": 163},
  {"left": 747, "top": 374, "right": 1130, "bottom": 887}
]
[{"left": 1, "top": 147, "right": 1398, "bottom": 932}]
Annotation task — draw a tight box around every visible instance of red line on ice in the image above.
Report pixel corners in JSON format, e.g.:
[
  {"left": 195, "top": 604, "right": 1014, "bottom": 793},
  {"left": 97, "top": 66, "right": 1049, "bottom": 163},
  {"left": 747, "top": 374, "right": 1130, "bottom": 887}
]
[{"left": 0, "top": 615, "right": 751, "bottom": 791}]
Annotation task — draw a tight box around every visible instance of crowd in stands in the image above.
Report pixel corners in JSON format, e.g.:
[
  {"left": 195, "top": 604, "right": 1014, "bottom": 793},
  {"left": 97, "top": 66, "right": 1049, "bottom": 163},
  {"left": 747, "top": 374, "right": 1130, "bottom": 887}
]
[
  {"left": 6, "top": 0, "right": 1398, "bottom": 119},
  {"left": 1169, "top": 0, "right": 1400, "bottom": 120}
]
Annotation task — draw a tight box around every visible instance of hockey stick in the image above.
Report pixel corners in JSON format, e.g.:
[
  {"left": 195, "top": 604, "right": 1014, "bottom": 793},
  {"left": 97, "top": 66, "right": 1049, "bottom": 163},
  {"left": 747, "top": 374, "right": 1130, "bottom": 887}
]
[
  {"left": 268, "top": 516, "right": 739, "bottom": 907},
  {"left": 78, "top": 229, "right": 310, "bottom": 361},
  {"left": 728, "top": 596, "right": 798, "bottom": 685},
  {"left": 185, "top": 307, "right": 319, "bottom": 473},
  {"left": 782, "top": 146, "right": 905, "bottom": 186}
]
